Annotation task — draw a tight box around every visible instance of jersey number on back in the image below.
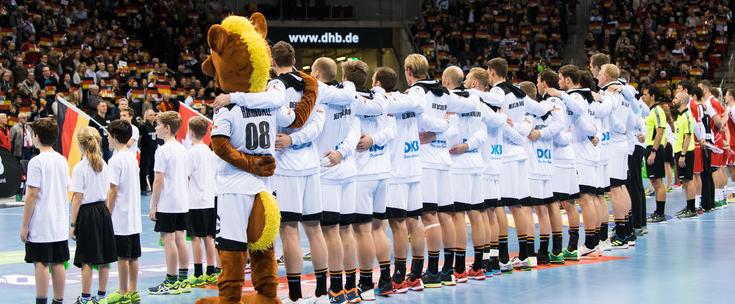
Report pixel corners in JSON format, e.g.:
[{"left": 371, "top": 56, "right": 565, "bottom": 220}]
[{"left": 245, "top": 121, "right": 271, "bottom": 150}]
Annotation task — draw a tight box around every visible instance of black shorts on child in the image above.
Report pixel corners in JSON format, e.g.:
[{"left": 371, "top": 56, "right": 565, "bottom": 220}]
[
  {"left": 25, "top": 240, "right": 70, "bottom": 264},
  {"left": 187, "top": 208, "right": 216, "bottom": 238},
  {"left": 115, "top": 234, "right": 142, "bottom": 259},
  {"left": 74, "top": 202, "right": 118, "bottom": 268},
  {"left": 155, "top": 212, "right": 188, "bottom": 233}
]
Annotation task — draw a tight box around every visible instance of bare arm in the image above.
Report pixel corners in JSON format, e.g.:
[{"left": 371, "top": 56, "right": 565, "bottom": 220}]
[
  {"left": 20, "top": 186, "right": 38, "bottom": 243},
  {"left": 149, "top": 172, "right": 164, "bottom": 221},
  {"left": 106, "top": 184, "right": 118, "bottom": 214},
  {"left": 69, "top": 192, "right": 83, "bottom": 240}
]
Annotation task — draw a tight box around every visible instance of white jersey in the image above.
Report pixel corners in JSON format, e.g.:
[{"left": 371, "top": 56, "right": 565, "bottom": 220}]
[
  {"left": 69, "top": 158, "right": 109, "bottom": 204},
  {"left": 467, "top": 89, "right": 506, "bottom": 180},
  {"left": 482, "top": 81, "right": 552, "bottom": 161},
  {"left": 230, "top": 74, "right": 325, "bottom": 176},
  {"left": 412, "top": 80, "right": 458, "bottom": 170},
  {"left": 315, "top": 82, "right": 361, "bottom": 183},
  {"left": 544, "top": 95, "right": 575, "bottom": 166},
  {"left": 108, "top": 150, "right": 142, "bottom": 235},
  {"left": 355, "top": 88, "right": 396, "bottom": 181},
  {"left": 384, "top": 88, "right": 430, "bottom": 184},
  {"left": 448, "top": 87, "right": 489, "bottom": 173},
  {"left": 130, "top": 124, "right": 139, "bottom": 154},
  {"left": 213, "top": 80, "right": 296, "bottom": 194},
  {"left": 601, "top": 81, "right": 632, "bottom": 145},
  {"left": 562, "top": 89, "right": 598, "bottom": 165},
  {"left": 592, "top": 89, "right": 615, "bottom": 164},
  {"left": 525, "top": 102, "right": 558, "bottom": 180},
  {"left": 154, "top": 140, "right": 190, "bottom": 212},
  {"left": 187, "top": 143, "right": 218, "bottom": 209},
  {"left": 25, "top": 151, "right": 70, "bottom": 243}
]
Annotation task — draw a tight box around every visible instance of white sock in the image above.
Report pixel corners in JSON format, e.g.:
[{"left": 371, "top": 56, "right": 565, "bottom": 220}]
[
  {"left": 719, "top": 189, "right": 726, "bottom": 202},
  {"left": 696, "top": 195, "right": 702, "bottom": 208}
]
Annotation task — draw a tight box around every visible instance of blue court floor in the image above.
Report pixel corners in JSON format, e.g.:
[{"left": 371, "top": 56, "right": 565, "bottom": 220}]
[{"left": 1, "top": 179, "right": 733, "bottom": 304}]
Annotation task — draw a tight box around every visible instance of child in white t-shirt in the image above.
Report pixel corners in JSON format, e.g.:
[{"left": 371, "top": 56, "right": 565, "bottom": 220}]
[
  {"left": 102, "top": 119, "right": 143, "bottom": 304},
  {"left": 20, "top": 118, "right": 70, "bottom": 304},
  {"left": 119, "top": 107, "right": 140, "bottom": 154},
  {"left": 185, "top": 116, "right": 219, "bottom": 287},
  {"left": 148, "top": 111, "right": 191, "bottom": 295},
  {"left": 69, "top": 126, "right": 117, "bottom": 303}
]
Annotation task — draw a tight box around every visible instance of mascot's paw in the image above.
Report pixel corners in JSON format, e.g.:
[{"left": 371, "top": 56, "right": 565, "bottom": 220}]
[
  {"left": 194, "top": 296, "right": 245, "bottom": 304},
  {"left": 253, "top": 155, "right": 276, "bottom": 177},
  {"left": 242, "top": 293, "right": 282, "bottom": 304}
]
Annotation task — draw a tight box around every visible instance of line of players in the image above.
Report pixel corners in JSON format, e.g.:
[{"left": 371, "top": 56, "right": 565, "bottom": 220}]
[{"left": 212, "top": 43, "right": 666, "bottom": 304}]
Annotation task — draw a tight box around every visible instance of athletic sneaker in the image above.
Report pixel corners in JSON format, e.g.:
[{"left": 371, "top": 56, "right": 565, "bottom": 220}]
[
  {"left": 127, "top": 291, "right": 140, "bottom": 304},
  {"left": 75, "top": 296, "right": 100, "bottom": 304},
  {"left": 609, "top": 237, "right": 629, "bottom": 250},
  {"left": 282, "top": 297, "right": 304, "bottom": 304},
  {"left": 311, "top": 295, "right": 330, "bottom": 304},
  {"left": 675, "top": 208, "right": 687, "bottom": 217},
  {"left": 491, "top": 258, "right": 501, "bottom": 276},
  {"left": 677, "top": 209, "right": 698, "bottom": 219},
  {"left": 148, "top": 279, "right": 181, "bottom": 295},
  {"left": 641, "top": 226, "right": 649, "bottom": 235},
  {"left": 440, "top": 270, "right": 455, "bottom": 286},
  {"left": 344, "top": 288, "right": 360, "bottom": 303},
  {"left": 188, "top": 275, "right": 207, "bottom": 288},
  {"left": 536, "top": 253, "right": 550, "bottom": 265},
  {"left": 528, "top": 256, "right": 538, "bottom": 268},
  {"left": 357, "top": 284, "right": 375, "bottom": 301},
  {"left": 647, "top": 213, "right": 667, "bottom": 223},
  {"left": 421, "top": 272, "right": 442, "bottom": 288},
  {"left": 628, "top": 233, "right": 637, "bottom": 245},
  {"left": 635, "top": 228, "right": 645, "bottom": 236},
  {"left": 406, "top": 276, "right": 424, "bottom": 291},
  {"left": 329, "top": 289, "right": 347, "bottom": 304},
  {"left": 562, "top": 248, "right": 579, "bottom": 261},
  {"left": 644, "top": 188, "right": 654, "bottom": 196},
  {"left": 454, "top": 270, "right": 468, "bottom": 283},
  {"left": 375, "top": 279, "right": 394, "bottom": 296},
  {"left": 598, "top": 239, "right": 612, "bottom": 251},
  {"left": 277, "top": 255, "right": 285, "bottom": 265},
  {"left": 391, "top": 280, "right": 407, "bottom": 294},
  {"left": 303, "top": 252, "right": 312, "bottom": 261},
  {"left": 672, "top": 183, "right": 682, "bottom": 189},
  {"left": 696, "top": 207, "right": 705, "bottom": 214},
  {"left": 499, "top": 260, "right": 513, "bottom": 274},
  {"left": 99, "top": 291, "right": 130, "bottom": 304},
  {"left": 178, "top": 280, "right": 191, "bottom": 293},
  {"left": 578, "top": 245, "right": 598, "bottom": 259},
  {"left": 245, "top": 264, "right": 251, "bottom": 274},
  {"left": 511, "top": 256, "right": 531, "bottom": 271},
  {"left": 206, "top": 271, "right": 221, "bottom": 285},
  {"left": 468, "top": 269, "right": 486, "bottom": 280},
  {"left": 548, "top": 252, "right": 565, "bottom": 264}
]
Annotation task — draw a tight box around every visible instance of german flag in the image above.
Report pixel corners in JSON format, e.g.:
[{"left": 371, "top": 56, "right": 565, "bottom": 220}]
[
  {"left": 40, "top": 37, "right": 53, "bottom": 47},
  {"left": 28, "top": 44, "right": 41, "bottom": 52},
  {"left": 54, "top": 95, "right": 103, "bottom": 174},
  {"left": 1, "top": 28, "right": 12, "bottom": 37},
  {"left": 131, "top": 87, "right": 145, "bottom": 99},
  {"left": 156, "top": 81, "right": 171, "bottom": 95},
  {"left": 82, "top": 77, "right": 95, "bottom": 89},
  {"left": 187, "top": 11, "right": 198, "bottom": 19}
]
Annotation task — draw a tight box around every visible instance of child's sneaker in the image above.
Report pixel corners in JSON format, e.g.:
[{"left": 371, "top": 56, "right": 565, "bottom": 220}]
[
  {"left": 127, "top": 291, "right": 140, "bottom": 304},
  {"left": 188, "top": 275, "right": 207, "bottom": 288},
  {"left": 206, "top": 270, "right": 221, "bottom": 285},
  {"left": 178, "top": 279, "right": 191, "bottom": 293},
  {"left": 148, "top": 278, "right": 181, "bottom": 295},
  {"left": 99, "top": 291, "right": 130, "bottom": 304}
]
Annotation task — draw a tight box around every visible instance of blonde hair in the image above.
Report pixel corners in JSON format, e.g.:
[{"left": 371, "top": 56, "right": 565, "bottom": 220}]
[
  {"left": 442, "top": 66, "right": 464, "bottom": 88},
  {"left": 601, "top": 64, "right": 620, "bottom": 80},
  {"left": 467, "top": 67, "right": 489, "bottom": 88},
  {"left": 312, "top": 57, "right": 337, "bottom": 81},
  {"left": 157, "top": 111, "right": 183, "bottom": 135},
  {"left": 404, "top": 54, "right": 429, "bottom": 79},
  {"left": 77, "top": 126, "right": 104, "bottom": 173},
  {"left": 520, "top": 81, "right": 537, "bottom": 99}
]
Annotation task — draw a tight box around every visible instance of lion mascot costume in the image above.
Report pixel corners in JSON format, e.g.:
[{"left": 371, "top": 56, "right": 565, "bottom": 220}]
[{"left": 195, "top": 13, "right": 317, "bottom": 304}]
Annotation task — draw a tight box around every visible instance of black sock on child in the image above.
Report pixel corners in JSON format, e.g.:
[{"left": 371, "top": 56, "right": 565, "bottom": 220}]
[
  {"left": 206, "top": 265, "right": 216, "bottom": 276},
  {"left": 36, "top": 298, "right": 47, "bottom": 304},
  {"left": 194, "top": 263, "right": 203, "bottom": 277},
  {"left": 687, "top": 199, "right": 696, "bottom": 211}
]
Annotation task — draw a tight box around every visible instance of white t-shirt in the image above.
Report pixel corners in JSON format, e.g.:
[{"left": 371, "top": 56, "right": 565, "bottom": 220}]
[
  {"left": 26, "top": 151, "right": 70, "bottom": 243},
  {"left": 108, "top": 150, "right": 142, "bottom": 235},
  {"left": 69, "top": 158, "right": 109, "bottom": 204},
  {"left": 130, "top": 125, "right": 140, "bottom": 154},
  {"left": 187, "top": 143, "right": 217, "bottom": 209},
  {"left": 153, "top": 140, "right": 190, "bottom": 213}
]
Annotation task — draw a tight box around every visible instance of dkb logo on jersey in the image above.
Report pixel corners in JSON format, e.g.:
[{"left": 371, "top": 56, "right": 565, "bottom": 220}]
[
  {"left": 601, "top": 132, "right": 610, "bottom": 142},
  {"left": 537, "top": 149, "right": 552, "bottom": 159},
  {"left": 490, "top": 144, "right": 503, "bottom": 155},
  {"left": 404, "top": 141, "right": 419, "bottom": 153},
  {"left": 369, "top": 145, "right": 385, "bottom": 152}
]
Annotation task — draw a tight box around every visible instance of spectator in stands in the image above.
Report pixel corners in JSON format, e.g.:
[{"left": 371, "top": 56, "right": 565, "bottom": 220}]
[
  {"left": 37, "top": 67, "right": 58, "bottom": 90},
  {"left": 11, "top": 56, "right": 27, "bottom": 86},
  {"left": 0, "top": 71, "right": 13, "bottom": 94},
  {"left": 0, "top": 113, "right": 10, "bottom": 151},
  {"left": 90, "top": 101, "right": 112, "bottom": 161},
  {"left": 86, "top": 85, "right": 101, "bottom": 110},
  {"left": 9, "top": 113, "right": 33, "bottom": 160},
  {"left": 19, "top": 72, "right": 39, "bottom": 99}
]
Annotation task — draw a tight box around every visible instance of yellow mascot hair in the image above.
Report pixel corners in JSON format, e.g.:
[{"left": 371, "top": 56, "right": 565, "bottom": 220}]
[
  {"left": 248, "top": 191, "right": 281, "bottom": 251},
  {"left": 220, "top": 16, "right": 271, "bottom": 93}
]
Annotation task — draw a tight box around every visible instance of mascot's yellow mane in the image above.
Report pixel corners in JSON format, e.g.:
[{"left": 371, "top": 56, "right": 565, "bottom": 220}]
[{"left": 220, "top": 16, "right": 271, "bottom": 93}]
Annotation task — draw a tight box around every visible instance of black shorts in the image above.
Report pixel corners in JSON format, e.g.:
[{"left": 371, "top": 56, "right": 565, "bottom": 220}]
[
  {"left": 483, "top": 199, "right": 500, "bottom": 209},
  {"left": 676, "top": 151, "right": 695, "bottom": 181},
  {"left": 553, "top": 192, "right": 580, "bottom": 202},
  {"left": 154, "top": 212, "right": 188, "bottom": 233},
  {"left": 501, "top": 197, "right": 529, "bottom": 207},
  {"left": 339, "top": 213, "right": 356, "bottom": 227},
  {"left": 74, "top": 202, "right": 117, "bottom": 267},
  {"left": 187, "top": 208, "right": 216, "bottom": 238},
  {"left": 372, "top": 212, "right": 387, "bottom": 220},
  {"left": 664, "top": 143, "right": 674, "bottom": 163},
  {"left": 320, "top": 211, "right": 340, "bottom": 226},
  {"left": 645, "top": 146, "right": 666, "bottom": 179},
  {"left": 115, "top": 234, "right": 142, "bottom": 259},
  {"left": 25, "top": 240, "right": 70, "bottom": 264}
]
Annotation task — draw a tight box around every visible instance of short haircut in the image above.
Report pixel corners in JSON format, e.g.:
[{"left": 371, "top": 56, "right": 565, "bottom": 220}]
[
  {"left": 679, "top": 78, "right": 695, "bottom": 93},
  {"left": 619, "top": 70, "right": 630, "bottom": 82},
  {"left": 691, "top": 86, "right": 704, "bottom": 101},
  {"left": 442, "top": 66, "right": 464, "bottom": 88},
  {"left": 121, "top": 107, "right": 134, "bottom": 118},
  {"left": 341, "top": 60, "right": 369, "bottom": 89},
  {"left": 312, "top": 57, "right": 337, "bottom": 81},
  {"left": 404, "top": 54, "right": 429, "bottom": 79},
  {"left": 487, "top": 57, "right": 508, "bottom": 78},
  {"left": 644, "top": 85, "right": 660, "bottom": 99},
  {"left": 580, "top": 71, "right": 596, "bottom": 90},
  {"left": 558, "top": 65, "right": 581, "bottom": 84},
  {"left": 373, "top": 67, "right": 397, "bottom": 91},
  {"left": 600, "top": 64, "right": 620, "bottom": 80},
  {"left": 520, "top": 81, "right": 537, "bottom": 99},
  {"left": 590, "top": 53, "right": 610, "bottom": 69},
  {"left": 30, "top": 117, "right": 58, "bottom": 146},
  {"left": 272, "top": 41, "right": 295, "bottom": 68},
  {"left": 188, "top": 116, "right": 209, "bottom": 139},
  {"left": 538, "top": 69, "right": 559, "bottom": 89},
  {"left": 468, "top": 67, "right": 489, "bottom": 88},
  {"left": 156, "top": 111, "right": 183, "bottom": 134},
  {"left": 108, "top": 119, "right": 132, "bottom": 143},
  {"left": 699, "top": 79, "right": 713, "bottom": 92}
]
